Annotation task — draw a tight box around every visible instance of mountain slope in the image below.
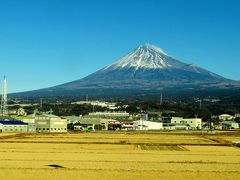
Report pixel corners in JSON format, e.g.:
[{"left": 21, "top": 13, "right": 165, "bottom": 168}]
[
  {"left": 14, "top": 44, "right": 239, "bottom": 97},
  {"left": 53, "top": 44, "right": 231, "bottom": 90}
]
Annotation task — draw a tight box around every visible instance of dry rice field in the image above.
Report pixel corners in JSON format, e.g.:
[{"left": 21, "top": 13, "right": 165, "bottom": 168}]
[{"left": 0, "top": 131, "right": 240, "bottom": 180}]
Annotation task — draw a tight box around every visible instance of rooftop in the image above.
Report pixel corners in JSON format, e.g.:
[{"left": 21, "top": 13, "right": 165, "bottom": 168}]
[{"left": 0, "top": 120, "right": 28, "bottom": 125}]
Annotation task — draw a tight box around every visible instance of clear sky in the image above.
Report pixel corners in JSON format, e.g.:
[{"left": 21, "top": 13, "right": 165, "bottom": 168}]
[{"left": 0, "top": 0, "right": 240, "bottom": 93}]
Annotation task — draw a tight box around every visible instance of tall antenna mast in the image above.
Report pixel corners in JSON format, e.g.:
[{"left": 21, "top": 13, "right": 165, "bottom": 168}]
[{"left": 1, "top": 76, "right": 8, "bottom": 116}]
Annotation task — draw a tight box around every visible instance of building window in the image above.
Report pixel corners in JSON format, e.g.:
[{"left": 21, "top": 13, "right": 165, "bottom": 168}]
[
  {"left": 58, "top": 128, "right": 60, "bottom": 130},
  {"left": 51, "top": 128, "right": 53, "bottom": 130},
  {"left": 43, "top": 128, "right": 45, "bottom": 130},
  {"left": 39, "top": 128, "right": 41, "bottom": 130},
  {"left": 54, "top": 128, "right": 56, "bottom": 130},
  {"left": 47, "top": 128, "right": 49, "bottom": 130},
  {"left": 64, "top": 128, "right": 66, "bottom": 130}
]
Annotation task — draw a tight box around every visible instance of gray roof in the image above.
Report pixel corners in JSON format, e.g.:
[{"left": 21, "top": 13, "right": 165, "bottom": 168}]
[{"left": 64, "top": 116, "right": 108, "bottom": 124}]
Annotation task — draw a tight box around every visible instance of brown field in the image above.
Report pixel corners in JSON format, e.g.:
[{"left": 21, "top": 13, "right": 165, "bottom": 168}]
[{"left": 0, "top": 131, "right": 240, "bottom": 180}]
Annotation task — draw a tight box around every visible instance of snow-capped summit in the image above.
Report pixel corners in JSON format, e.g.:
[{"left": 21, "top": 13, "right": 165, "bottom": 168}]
[
  {"left": 138, "top": 43, "right": 168, "bottom": 55},
  {"left": 104, "top": 44, "right": 173, "bottom": 70},
  {"left": 99, "top": 43, "right": 225, "bottom": 81}
]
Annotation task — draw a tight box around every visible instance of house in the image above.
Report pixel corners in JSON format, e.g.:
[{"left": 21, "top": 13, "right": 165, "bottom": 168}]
[
  {"left": 219, "top": 114, "right": 234, "bottom": 121},
  {"left": 107, "top": 120, "right": 135, "bottom": 131},
  {"left": 108, "top": 120, "right": 122, "bottom": 130},
  {"left": 234, "top": 113, "right": 240, "bottom": 118},
  {"left": 222, "top": 121, "right": 239, "bottom": 129},
  {"left": 64, "top": 116, "right": 109, "bottom": 131},
  {"left": 121, "top": 122, "right": 135, "bottom": 130},
  {"left": 162, "top": 123, "right": 176, "bottom": 130},
  {"left": 74, "top": 118, "right": 108, "bottom": 131}
]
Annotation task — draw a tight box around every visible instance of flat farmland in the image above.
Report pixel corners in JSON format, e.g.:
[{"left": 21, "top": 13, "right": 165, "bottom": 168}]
[{"left": 0, "top": 131, "right": 240, "bottom": 180}]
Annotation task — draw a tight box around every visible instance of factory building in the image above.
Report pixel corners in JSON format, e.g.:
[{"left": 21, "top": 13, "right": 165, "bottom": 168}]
[
  {"left": 35, "top": 114, "right": 67, "bottom": 133},
  {"left": 134, "top": 120, "right": 163, "bottom": 130},
  {"left": 171, "top": 117, "right": 202, "bottom": 130},
  {"left": 0, "top": 120, "right": 28, "bottom": 133},
  {"left": 21, "top": 117, "right": 36, "bottom": 132}
]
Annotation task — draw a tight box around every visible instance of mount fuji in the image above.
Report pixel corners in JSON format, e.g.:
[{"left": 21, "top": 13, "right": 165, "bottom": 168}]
[{"left": 15, "top": 44, "right": 239, "bottom": 97}]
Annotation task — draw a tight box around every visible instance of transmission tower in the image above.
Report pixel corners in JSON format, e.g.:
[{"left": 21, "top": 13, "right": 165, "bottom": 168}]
[{"left": 1, "top": 76, "right": 8, "bottom": 116}]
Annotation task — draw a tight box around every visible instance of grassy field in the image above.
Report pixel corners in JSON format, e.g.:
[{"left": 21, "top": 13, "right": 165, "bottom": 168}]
[{"left": 0, "top": 131, "right": 240, "bottom": 180}]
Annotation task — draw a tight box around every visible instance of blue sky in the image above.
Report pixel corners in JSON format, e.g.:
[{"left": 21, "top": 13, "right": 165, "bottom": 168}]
[{"left": 0, "top": 0, "right": 240, "bottom": 93}]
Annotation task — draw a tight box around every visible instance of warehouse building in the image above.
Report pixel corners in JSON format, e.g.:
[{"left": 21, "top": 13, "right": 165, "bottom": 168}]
[
  {"left": 21, "top": 117, "right": 36, "bottom": 132},
  {"left": 35, "top": 114, "right": 67, "bottom": 133},
  {"left": 134, "top": 120, "right": 163, "bottom": 130},
  {"left": 0, "top": 120, "right": 28, "bottom": 133},
  {"left": 171, "top": 117, "right": 202, "bottom": 130}
]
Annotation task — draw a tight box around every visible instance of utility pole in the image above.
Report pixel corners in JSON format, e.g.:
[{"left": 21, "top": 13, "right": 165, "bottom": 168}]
[
  {"left": 160, "top": 93, "right": 163, "bottom": 106},
  {"left": 159, "top": 93, "right": 163, "bottom": 118},
  {"left": 1, "top": 76, "right": 8, "bottom": 116},
  {"left": 199, "top": 99, "right": 202, "bottom": 109},
  {"left": 40, "top": 98, "right": 43, "bottom": 109}
]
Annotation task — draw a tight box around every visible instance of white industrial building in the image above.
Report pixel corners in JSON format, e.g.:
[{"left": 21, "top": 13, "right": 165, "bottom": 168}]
[
  {"left": 35, "top": 114, "right": 67, "bottom": 133},
  {"left": 0, "top": 120, "right": 28, "bottom": 133},
  {"left": 171, "top": 117, "right": 202, "bottom": 130},
  {"left": 134, "top": 120, "right": 163, "bottom": 130},
  {"left": 21, "top": 117, "right": 36, "bottom": 132}
]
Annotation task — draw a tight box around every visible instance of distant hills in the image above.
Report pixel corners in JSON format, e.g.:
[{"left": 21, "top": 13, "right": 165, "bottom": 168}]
[{"left": 13, "top": 44, "right": 240, "bottom": 98}]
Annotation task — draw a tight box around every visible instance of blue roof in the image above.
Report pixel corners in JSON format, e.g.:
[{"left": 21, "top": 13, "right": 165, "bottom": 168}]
[{"left": 0, "top": 120, "right": 28, "bottom": 125}]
